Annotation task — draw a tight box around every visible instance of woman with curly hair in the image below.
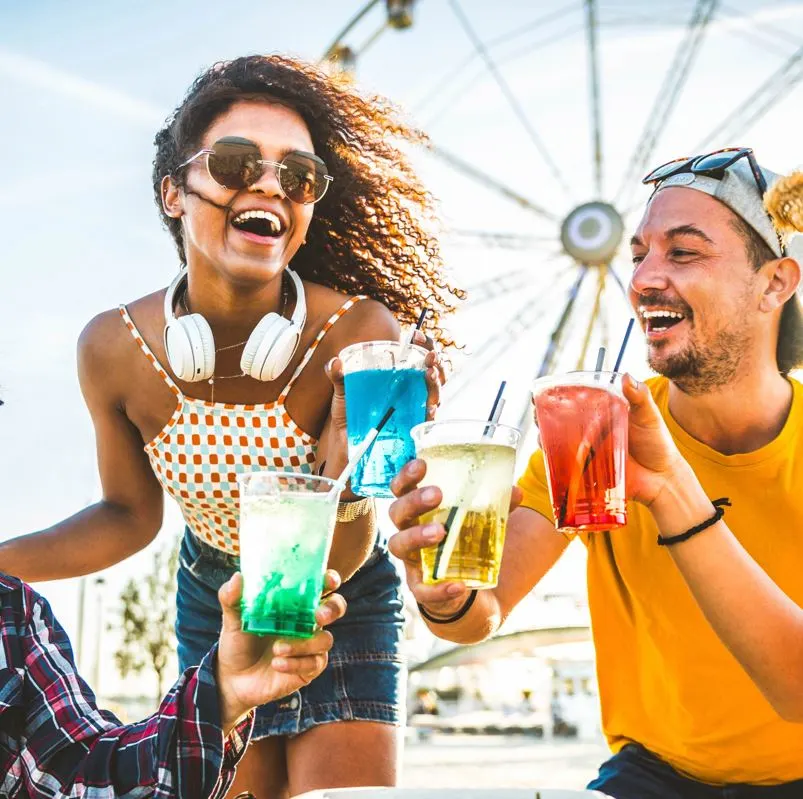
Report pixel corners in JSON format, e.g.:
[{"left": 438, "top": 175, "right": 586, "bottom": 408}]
[{"left": 0, "top": 54, "right": 461, "bottom": 797}]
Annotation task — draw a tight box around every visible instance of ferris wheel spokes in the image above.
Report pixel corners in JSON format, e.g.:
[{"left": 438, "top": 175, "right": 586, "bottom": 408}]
[
  {"left": 447, "top": 0, "right": 574, "bottom": 199},
  {"left": 693, "top": 44, "right": 803, "bottom": 151},
  {"left": 614, "top": 0, "right": 719, "bottom": 210}
]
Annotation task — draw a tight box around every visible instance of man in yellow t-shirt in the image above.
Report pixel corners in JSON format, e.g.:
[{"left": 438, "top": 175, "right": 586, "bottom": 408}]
[{"left": 388, "top": 153, "right": 803, "bottom": 796}]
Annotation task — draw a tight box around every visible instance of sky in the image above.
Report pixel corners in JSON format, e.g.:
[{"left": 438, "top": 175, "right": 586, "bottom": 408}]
[{"left": 1, "top": 0, "right": 802, "bottom": 693}]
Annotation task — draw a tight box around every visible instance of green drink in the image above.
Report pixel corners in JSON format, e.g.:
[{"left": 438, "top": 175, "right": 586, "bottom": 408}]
[
  {"left": 412, "top": 421, "right": 520, "bottom": 589},
  {"left": 238, "top": 472, "right": 339, "bottom": 638}
]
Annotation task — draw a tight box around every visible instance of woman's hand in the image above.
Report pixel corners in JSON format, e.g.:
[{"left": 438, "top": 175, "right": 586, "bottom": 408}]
[
  {"left": 410, "top": 328, "right": 447, "bottom": 421},
  {"left": 320, "top": 330, "right": 446, "bottom": 470}
]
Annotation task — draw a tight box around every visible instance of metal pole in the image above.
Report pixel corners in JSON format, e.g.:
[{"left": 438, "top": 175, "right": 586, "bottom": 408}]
[
  {"left": 429, "top": 144, "right": 560, "bottom": 222},
  {"left": 538, "top": 266, "right": 589, "bottom": 379},
  {"left": 448, "top": 0, "right": 573, "bottom": 198},
  {"left": 585, "top": 0, "right": 604, "bottom": 198},
  {"left": 517, "top": 266, "right": 590, "bottom": 437},
  {"left": 76, "top": 575, "right": 87, "bottom": 672},
  {"left": 91, "top": 577, "right": 106, "bottom": 696},
  {"left": 575, "top": 265, "right": 606, "bottom": 369},
  {"left": 357, "top": 22, "right": 389, "bottom": 57},
  {"left": 322, "top": 0, "right": 382, "bottom": 61}
]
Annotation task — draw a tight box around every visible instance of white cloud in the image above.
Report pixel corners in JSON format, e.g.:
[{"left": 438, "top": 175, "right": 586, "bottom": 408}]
[{"left": 0, "top": 48, "right": 164, "bottom": 127}]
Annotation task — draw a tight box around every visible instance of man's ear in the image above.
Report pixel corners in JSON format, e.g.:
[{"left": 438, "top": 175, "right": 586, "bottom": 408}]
[
  {"left": 759, "top": 256, "right": 801, "bottom": 314},
  {"left": 161, "top": 175, "right": 184, "bottom": 219}
]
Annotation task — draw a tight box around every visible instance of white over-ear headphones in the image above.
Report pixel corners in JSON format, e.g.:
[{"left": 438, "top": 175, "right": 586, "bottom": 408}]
[{"left": 163, "top": 267, "right": 307, "bottom": 383}]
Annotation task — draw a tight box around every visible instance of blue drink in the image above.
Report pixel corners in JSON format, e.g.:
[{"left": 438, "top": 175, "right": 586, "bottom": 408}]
[{"left": 340, "top": 341, "right": 429, "bottom": 498}]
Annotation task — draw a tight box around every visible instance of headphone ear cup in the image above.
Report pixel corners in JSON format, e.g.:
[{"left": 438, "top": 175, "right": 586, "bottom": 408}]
[
  {"left": 241, "top": 313, "right": 301, "bottom": 382},
  {"left": 164, "top": 313, "right": 215, "bottom": 382}
]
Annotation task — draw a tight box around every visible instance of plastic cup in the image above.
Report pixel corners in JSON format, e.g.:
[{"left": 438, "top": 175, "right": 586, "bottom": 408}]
[
  {"left": 238, "top": 471, "right": 339, "bottom": 638},
  {"left": 532, "top": 371, "right": 628, "bottom": 533},
  {"left": 340, "top": 340, "right": 428, "bottom": 498},
  {"left": 412, "top": 419, "right": 520, "bottom": 589}
]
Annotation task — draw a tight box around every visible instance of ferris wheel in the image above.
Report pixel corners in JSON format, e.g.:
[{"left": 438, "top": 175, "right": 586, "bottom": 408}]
[{"left": 324, "top": 0, "right": 803, "bottom": 432}]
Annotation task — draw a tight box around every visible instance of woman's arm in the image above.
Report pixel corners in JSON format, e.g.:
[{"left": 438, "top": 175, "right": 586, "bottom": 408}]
[{"left": 0, "top": 311, "right": 164, "bottom": 580}]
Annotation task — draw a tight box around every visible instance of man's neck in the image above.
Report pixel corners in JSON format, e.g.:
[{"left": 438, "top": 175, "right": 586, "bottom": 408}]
[{"left": 667, "top": 365, "right": 794, "bottom": 455}]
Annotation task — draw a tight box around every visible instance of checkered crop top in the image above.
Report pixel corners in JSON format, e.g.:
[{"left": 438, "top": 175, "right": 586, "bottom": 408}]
[{"left": 119, "top": 296, "right": 365, "bottom": 555}]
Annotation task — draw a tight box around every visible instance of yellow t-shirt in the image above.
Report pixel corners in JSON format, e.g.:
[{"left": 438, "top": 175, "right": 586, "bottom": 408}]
[{"left": 518, "top": 375, "right": 803, "bottom": 785}]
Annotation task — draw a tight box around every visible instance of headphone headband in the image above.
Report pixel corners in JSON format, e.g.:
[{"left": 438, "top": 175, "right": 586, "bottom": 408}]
[
  {"left": 162, "top": 267, "right": 307, "bottom": 384},
  {"left": 164, "top": 268, "right": 188, "bottom": 324},
  {"left": 164, "top": 267, "right": 306, "bottom": 327}
]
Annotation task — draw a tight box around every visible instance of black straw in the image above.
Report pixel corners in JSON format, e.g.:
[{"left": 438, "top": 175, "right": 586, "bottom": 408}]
[
  {"left": 439, "top": 380, "right": 508, "bottom": 570},
  {"left": 414, "top": 309, "right": 429, "bottom": 331},
  {"left": 611, "top": 318, "right": 635, "bottom": 378},
  {"left": 488, "top": 380, "right": 507, "bottom": 422},
  {"left": 375, "top": 405, "right": 396, "bottom": 435}
]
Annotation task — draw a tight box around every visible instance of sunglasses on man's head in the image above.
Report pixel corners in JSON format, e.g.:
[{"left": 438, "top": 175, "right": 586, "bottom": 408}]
[
  {"left": 642, "top": 146, "right": 787, "bottom": 257},
  {"left": 642, "top": 147, "right": 767, "bottom": 194},
  {"left": 176, "top": 136, "right": 333, "bottom": 204}
]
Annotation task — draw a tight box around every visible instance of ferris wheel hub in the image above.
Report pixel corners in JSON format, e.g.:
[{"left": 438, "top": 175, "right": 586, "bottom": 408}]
[{"left": 560, "top": 201, "right": 624, "bottom": 265}]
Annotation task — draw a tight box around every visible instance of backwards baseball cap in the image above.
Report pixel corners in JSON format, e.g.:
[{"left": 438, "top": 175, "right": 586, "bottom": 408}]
[{"left": 648, "top": 156, "right": 803, "bottom": 262}]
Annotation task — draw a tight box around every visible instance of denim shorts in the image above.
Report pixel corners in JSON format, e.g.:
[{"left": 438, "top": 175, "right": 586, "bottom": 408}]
[{"left": 176, "top": 529, "right": 406, "bottom": 740}]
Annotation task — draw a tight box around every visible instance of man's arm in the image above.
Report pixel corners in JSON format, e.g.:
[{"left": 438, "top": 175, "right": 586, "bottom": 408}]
[
  {"left": 388, "top": 459, "right": 569, "bottom": 644},
  {"left": 18, "top": 585, "right": 249, "bottom": 799},
  {"left": 649, "top": 465, "right": 803, "bottom": 722},
  {"left": 622, "top": 376, "right": 803, "bottom": 722}
]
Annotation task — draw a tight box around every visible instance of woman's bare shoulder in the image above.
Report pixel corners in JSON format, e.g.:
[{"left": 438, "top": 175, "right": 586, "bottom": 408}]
[
  {"left": 304, "top": 282, "right": 399, "bottom": 339},
  {"left": 77, "top": 291, "right": 165, "bottom": 387}
]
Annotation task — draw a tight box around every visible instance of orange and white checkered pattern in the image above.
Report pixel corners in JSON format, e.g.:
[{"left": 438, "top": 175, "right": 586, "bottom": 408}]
[{"left": 119, "top": 296, "right": 364, "bottom": 554}]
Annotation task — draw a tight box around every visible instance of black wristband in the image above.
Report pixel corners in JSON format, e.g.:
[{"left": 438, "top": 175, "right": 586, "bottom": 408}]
[
  {"left": 417, "top": 590, "right": 478, "bottom": 625},
  {"left": 657, "top": 498, "right": 731, "bottom": 546}
]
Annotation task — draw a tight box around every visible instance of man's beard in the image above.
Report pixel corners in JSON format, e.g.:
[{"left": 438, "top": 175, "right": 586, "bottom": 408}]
[{"left": 648, "top": 324, "right": 749, "bottom": 395}]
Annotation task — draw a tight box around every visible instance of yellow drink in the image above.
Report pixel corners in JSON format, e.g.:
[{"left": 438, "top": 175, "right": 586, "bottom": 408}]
[{"left": 411, "top": 429, "right": 518, "bottom": 589}]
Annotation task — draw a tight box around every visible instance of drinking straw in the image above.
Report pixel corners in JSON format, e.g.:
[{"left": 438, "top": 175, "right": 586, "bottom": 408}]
[
  {"left": 433, "top": 381, "right": 506, "bottom": 580},
  {"left": 610, "top": 317, "right": 634, "bottom": 379},
  {"left": 329, "top": 406, "right": 395, "bottom": 499},
  {"left": 331, "top": 312, "right": 431, "bottom": 502},
  {"left": 560, "top": 318, "right": 636, "bottom": 525},
  {"left": 390, "top": 308, "right": 430, "bottom": 402},
  {"left": 398, "top": 308, "right": 430, "bottom": 363},
  {"left": 482, "top": 380, "right": 507, "bottom": 436},
  {"left": 594, "top": 345, "right": 606, "bottom": 377}
]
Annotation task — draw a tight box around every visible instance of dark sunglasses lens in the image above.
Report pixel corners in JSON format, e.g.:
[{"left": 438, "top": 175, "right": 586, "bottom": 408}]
[
  {"left": 644, "top": 158, "right": 692, "bottom": 184},
  {"left": 693, "top": 150, "right": 745, "bottom": 173},
  {"left": 281, "top": 152, "right": 329, "bottom": 203},
  {"left": 207, "top": 138, "right": 261, "bottom": 189}
]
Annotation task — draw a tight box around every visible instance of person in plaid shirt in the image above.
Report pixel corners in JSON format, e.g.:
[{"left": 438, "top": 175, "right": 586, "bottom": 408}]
[{"left": 0, "top": 563, "right": 346, "bottom": 798}]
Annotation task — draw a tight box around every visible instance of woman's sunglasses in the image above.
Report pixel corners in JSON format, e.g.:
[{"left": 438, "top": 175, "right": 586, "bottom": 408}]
[
  {"left": 176, "top": 136, "right": 333, "bottom": 204},
  {"left": 642, "top": 147, "right": 767, "bottom": 194}
]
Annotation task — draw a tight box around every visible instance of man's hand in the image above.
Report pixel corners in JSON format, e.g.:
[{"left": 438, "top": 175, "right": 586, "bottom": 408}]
[
  {"left": 388, "top": 459, "right": 522, "bottom": 620},
  {"left": 620, "top": 374, "right": 696, "bottom": 508},
  {"left": 214, "top": 571, "right": 347, "bottom": 734}
]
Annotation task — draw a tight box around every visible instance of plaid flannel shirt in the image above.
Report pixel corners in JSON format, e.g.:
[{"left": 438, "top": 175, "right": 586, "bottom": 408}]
[{"left": 0, "top": 571, "right": 254, "bottom": 798}]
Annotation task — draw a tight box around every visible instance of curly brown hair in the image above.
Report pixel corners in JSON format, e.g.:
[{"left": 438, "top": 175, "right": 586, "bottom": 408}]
[{"left": 152, "top": 54, "right": 463, "bottom": 348}]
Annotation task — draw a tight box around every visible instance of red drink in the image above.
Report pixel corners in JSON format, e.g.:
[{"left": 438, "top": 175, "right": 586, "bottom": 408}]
[{"left": 532, "top": 372, "right": 628, "bottom": 532}]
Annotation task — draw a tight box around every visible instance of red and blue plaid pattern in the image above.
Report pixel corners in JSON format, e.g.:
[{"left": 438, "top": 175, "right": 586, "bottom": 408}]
[{"left": 0, "top": 571, "right": 253, "bottom": 797}]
